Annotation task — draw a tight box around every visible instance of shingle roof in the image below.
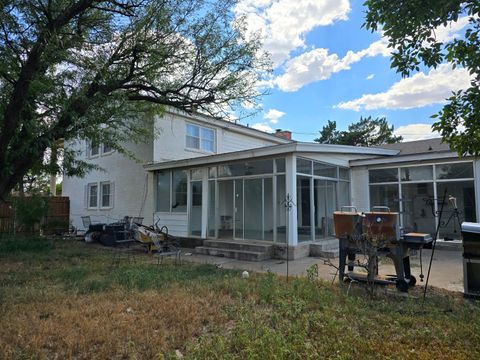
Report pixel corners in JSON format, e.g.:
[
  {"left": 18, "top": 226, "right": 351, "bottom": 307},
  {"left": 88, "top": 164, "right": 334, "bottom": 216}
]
[{"left": 374, "top": 138, "right": 451, "bottom": 156}]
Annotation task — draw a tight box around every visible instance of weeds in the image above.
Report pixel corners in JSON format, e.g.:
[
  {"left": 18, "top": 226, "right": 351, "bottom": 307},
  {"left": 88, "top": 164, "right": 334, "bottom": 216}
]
[{"left": 0, "top": 237, "right": 479, "bottom": 359}]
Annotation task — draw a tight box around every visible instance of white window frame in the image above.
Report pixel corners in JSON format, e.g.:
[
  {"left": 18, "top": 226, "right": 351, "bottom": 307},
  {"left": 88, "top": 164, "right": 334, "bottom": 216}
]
[
  {"left": 102, "top": 143, "right": 114, "bottom": 155},
  {"left": 185, "top": 123, "right": 215, "bottom": 153},
  {"left": 87, "top": 141, "right": 100, "bottom": 158},
  {"left": 100, "top": 181, "right": 113, "bottom": 209},
  {"left": 87, "top": 183, "right": 98, "bottom": 209}
]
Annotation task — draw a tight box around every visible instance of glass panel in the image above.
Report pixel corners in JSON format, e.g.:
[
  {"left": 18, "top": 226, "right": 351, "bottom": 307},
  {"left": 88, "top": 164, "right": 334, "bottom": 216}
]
[
  {"left": 369, "top": 168, "right": 398, "bottom": 183},
  {"left": 339, "top": 168, "right": 350, "bottom": 180},
  {"left": 156, "top": 171, "right": 170, "bottom": 212},
  {"left": 401, "top": 183, "right": 436, "bottom": 235},
  {"left": 201, "top": 139, "right": 214, "bottom": 152},
  {"left": 400, "top": 166, "right": 433, "bottom": 181},
  {"left": 89, "top": 184, "right": 98, "bottom": 208},
  {"left": 208, "top": 167, "right": 217, "bottom": 178},
  {"left": 314, "top": 162, "right": 337, "bottom": 178},
  {"left": 314, "top": 180, "right": 336, "bottom": 239},
  {"left": 207, "top": 181, "right": 216, "bottom": 237},
  {"left": 275, "top": 158, "right": 286, "bottom": 173},
  {"left": 186, "top": 136, "right": 200, "bottom": 149},
  {"left": 296, "top": 158, "right": 312, "bottom": 174},
  {"left": 338, "top": 181, "right": 350, "bottom": 209},
  {"left": 234, "top": 179, "right": 243, "bottom": 239},
  {"left": 244, "top": 178, "right": 263, "bottom": 240},
  {"left": 276, "top": 175, "right": 287, "bottom": 243},
  {"left": 264, "top": 178, "right": 274, "bottom": 241},
  {"left": 90, "top": 145, "right": 99, "bottom": 156},
  {"left": 369, "top": 184, "right": 399, "bottom": 212},
  {"left": 102, "top": 144, "right": 112, "bottom": 153},
  {"left": 436, "top": 163, "right": 474, "bottom": 180},
  {"left": 201, "top": 127, "right": 214, "bottom": 141},
  {"left": 191, "top": 169, "right": 203, "bottom": 180},
  {"left": 172, "top": 170, "right": 187, "bottom": 212},
  {"left": 437, "top": 181, "right": 476, "bottom": 240},
  {"left": 186, "top": 124, "right": 199, "bottom": 136},
  {"left": 189, "top": 181, "right": 202, "bottom": 236},
  {"left": 218, "top": 160, "right": 273, "bottom": 177},
  {"left": 101, "top": 183, "right": 110, "bottom": 207},
  {"left": 297, "top": 176, "right": 312, "bottom": 242},
  {"left": 218, "top": 180, "right": 233, "bottom": 239}
]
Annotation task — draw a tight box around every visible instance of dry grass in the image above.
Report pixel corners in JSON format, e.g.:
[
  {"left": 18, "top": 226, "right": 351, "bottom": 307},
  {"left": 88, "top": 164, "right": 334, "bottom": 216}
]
[
  {"left": 1, "top": 288, "right": 228, "bottom": 359},
  {"left": 1, "top": 236, "right": 480, "bottom": 360}
]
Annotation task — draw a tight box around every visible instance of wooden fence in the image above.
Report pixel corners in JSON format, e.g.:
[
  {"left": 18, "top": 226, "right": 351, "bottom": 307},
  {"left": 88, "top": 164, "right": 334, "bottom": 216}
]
[{"left": 0, "top": 196, "right": 69, "bottom": 234}]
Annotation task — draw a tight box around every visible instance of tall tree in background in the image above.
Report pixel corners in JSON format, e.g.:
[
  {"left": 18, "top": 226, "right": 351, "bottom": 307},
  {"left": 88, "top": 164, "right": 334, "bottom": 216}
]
[
  {"left": 314, "top": 116, "right": 402, "bottom": 146},
  {"left": 0, "top": 0, "right": 269, "bottom": 200},
  {"left": 364, "top": 1, "right": 480, "bottom": 156}
]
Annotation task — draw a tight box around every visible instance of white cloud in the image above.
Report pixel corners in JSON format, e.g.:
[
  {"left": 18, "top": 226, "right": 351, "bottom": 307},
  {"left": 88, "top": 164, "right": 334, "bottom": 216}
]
[
  {"left": 274, "top": 48, "right": 353, "bottom": 92},
  {"left": 270, "top": 16, "right": 471, "bottom": 93},
  {"left": 251, "top": 122, "right": 274, "bottom": 133},
  {"left": 336, "top": 64, "right": 472, "bottom": 111},
  {"left": 264, "top": 109, "right": 285, "bottom": 124},
  {"left": 366, "top": 74, "right": 375, "bottom": 80},
  {"left": 394, "top": 123, "right": 440, "bottom": 142},
  {"left": 235, "top": 0, "right": 351, "bottom": 66}
]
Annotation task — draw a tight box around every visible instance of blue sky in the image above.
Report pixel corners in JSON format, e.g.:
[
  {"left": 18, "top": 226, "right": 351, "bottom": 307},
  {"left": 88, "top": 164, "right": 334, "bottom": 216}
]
[{"left": 233, "top": 0, "right": 471, "bottom": 142}]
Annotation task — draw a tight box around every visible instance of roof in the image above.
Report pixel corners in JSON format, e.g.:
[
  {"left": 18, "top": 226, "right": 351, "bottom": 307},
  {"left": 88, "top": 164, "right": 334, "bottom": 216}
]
[
  {"left": 144, "top": 142, "right": 399, "bottom": 171},
  {"left": 351, "top": 138, "right": 459, "bottom": 167},
  {"left": 375, "top": 138, "right": 451, "bottom": 155}
]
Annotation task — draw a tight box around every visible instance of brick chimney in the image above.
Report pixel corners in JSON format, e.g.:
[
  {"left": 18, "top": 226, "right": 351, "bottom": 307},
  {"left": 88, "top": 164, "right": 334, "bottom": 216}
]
[{"left": 274, "top": 129, "right": 292, "bottom": 140}]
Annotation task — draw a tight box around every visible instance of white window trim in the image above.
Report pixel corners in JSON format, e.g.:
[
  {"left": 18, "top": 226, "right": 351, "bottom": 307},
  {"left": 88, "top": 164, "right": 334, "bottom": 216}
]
[
  {"left": 100, "top": 181, "right": 114, "bottom": 209},
  {"left": 86, "top": 181, "right": 114, "bottom": 209},
  {"left": 87, "top": 141, "right": 100, "bottom": 159},
  {"left": 87, "top": 183, "right": 99, "bottom": 209},
  {"left": 156, "top": 170, "right": 188, "bottom": 214},
  {"left": 185, "top": 123, "right": 216, "bottom": 153},
  {"left": 102, "top": 144, "right": 115, "bottom": 156}
]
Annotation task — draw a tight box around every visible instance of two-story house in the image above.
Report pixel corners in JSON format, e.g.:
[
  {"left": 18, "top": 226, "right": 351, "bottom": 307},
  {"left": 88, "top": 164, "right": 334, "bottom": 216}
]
[{"left": 63, "top": 109, "right": 480, "bottom": 260}]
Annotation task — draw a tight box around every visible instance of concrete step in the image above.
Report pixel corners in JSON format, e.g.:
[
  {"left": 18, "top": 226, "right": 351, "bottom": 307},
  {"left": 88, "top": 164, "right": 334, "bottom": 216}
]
[
  {"left": 203, "top": 240, "right": 273, "bottom": 254},
  {"left": 195, "top": 246, "right": 271, "bottom": 261},
  {"left": 310, "top": 243, "right": 339, "bottom": 258}
]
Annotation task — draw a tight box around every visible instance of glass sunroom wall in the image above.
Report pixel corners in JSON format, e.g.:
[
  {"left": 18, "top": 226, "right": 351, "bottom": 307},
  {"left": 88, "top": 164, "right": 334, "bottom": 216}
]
[
  {"left": 276, "top": 175, "right": 287, "bottom": 243},
  {"left": 314, "top": 179, "right": 337, "bottom": 239}
]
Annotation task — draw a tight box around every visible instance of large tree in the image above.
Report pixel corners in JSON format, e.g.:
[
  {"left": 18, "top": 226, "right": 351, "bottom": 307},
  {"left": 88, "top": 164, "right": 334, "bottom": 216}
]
[
  {"left": 0, "top": 0, "right": 268, "bottom": 200},
  {"left": 314, "top": 116, "right": 402, "bottom": 146},
  {"left": 364, "top": 1, "right": 480, "bottom": 156}
]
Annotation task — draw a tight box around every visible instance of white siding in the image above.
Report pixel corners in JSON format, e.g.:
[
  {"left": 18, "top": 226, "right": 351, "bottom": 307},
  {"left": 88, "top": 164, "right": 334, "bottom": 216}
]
[
  {"left": 153, "top": 113, "right": 284, "bottom": 162},
  {"left": 154, "top": 213, "right": 189, "bottom": 237},
  {"left": 63, "top": 140, "right": 154, "bottom": 230}
]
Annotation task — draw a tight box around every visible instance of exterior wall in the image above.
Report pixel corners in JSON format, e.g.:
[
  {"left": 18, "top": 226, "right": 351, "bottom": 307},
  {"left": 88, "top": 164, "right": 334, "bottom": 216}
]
[
  {"left": 153, "top": 113, "right": 285, "bottom": 162},
  {"left": 62, "top": 139, "right": 154, "bottom": 230},
  {"left": 296, "top": 152, "right": 373, "bottom": 167},
  {"left": 154, "top": 212, "right": 189, "bottom": 237},
  {"left": 350, "top": 166, "right": 370, "bottom": 212}
]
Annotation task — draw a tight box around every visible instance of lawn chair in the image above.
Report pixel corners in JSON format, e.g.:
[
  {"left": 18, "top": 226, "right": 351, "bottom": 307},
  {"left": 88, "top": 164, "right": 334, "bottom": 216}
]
[
  {"left": 82, "top": 216, "right": 104, "bottom": 242},
  {"left": 150, "top": 229, "right": 181, "bottom": 265}
]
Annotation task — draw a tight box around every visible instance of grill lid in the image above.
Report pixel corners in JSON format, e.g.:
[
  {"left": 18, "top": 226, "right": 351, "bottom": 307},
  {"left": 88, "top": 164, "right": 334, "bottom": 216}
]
[{"left": 461, "top": 222, "right": 480, "bottom": 234}]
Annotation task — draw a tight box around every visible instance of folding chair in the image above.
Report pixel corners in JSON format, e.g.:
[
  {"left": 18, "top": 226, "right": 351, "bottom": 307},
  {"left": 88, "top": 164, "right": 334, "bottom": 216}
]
[{"left": 150, "top": 232, "right": 181, "bottom": 265}]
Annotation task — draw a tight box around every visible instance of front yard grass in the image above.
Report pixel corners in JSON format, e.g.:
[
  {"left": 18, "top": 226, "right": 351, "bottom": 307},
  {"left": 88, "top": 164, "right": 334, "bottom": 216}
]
[{"left": 0, "top": 236, "right": 479, "bottom": 359}]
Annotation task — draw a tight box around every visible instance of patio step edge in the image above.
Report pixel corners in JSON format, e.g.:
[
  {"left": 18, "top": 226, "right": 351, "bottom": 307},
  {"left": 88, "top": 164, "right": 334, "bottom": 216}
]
[{"left": 195, "top": 246, "right": 271, "bottom": 261}]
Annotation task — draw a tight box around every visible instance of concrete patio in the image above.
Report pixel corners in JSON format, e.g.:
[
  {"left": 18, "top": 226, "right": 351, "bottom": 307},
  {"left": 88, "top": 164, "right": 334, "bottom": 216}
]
[{"left": 182, "top": 248, "right": 464, "bottom": 293}]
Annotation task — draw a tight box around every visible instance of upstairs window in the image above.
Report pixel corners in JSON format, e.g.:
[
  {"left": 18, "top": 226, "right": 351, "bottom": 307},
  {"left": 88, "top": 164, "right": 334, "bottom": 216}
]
[
  {"left": 87, "top": 142, "right": 100, "bottom": 157},
  {"left": 186, "top": 123, "right": 215, "bottom": 152}
]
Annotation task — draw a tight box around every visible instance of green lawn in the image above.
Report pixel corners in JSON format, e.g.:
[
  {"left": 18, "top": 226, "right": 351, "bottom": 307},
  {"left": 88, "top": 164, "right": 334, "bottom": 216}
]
[{"left": 0, "top": 236, "right": 479, "bottom": 359}]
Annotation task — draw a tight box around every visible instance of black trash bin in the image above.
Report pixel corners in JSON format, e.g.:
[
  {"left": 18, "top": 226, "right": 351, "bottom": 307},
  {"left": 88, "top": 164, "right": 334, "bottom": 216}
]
[{"left": 461, "top": 222, "right": 480, "bottom": 298}]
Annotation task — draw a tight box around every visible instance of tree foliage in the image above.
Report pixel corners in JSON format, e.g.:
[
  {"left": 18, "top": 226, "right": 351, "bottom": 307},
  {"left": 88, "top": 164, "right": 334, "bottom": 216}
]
[
  {"left": 0, "top": 0, "right": 269, "bottom": 199},
  {"left": 364, "top": 0, "right": 480, "bottom": 156},
  {"left": 314, "top": 116, "right": 402, "bottom": 146}
]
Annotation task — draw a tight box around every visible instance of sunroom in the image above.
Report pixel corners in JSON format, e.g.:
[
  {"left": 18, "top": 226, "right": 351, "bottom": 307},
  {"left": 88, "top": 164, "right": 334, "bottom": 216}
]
[{"left": 144, "top": 143, "right": 397, "bottom": 253}]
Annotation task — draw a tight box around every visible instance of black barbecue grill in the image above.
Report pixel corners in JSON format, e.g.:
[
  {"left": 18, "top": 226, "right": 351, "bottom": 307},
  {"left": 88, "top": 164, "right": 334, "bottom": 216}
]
[
  {"left": 461, "top": 222, "right": 480, "bottom": 297},
  {"left": 334, "top": 207, "right": 433, "bottom": 292}
]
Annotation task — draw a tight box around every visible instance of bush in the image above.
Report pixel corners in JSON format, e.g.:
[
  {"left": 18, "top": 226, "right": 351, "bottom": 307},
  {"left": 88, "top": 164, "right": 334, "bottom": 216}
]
[{"left": 13, "top": 195, "right": 49, "bottom": 234}]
